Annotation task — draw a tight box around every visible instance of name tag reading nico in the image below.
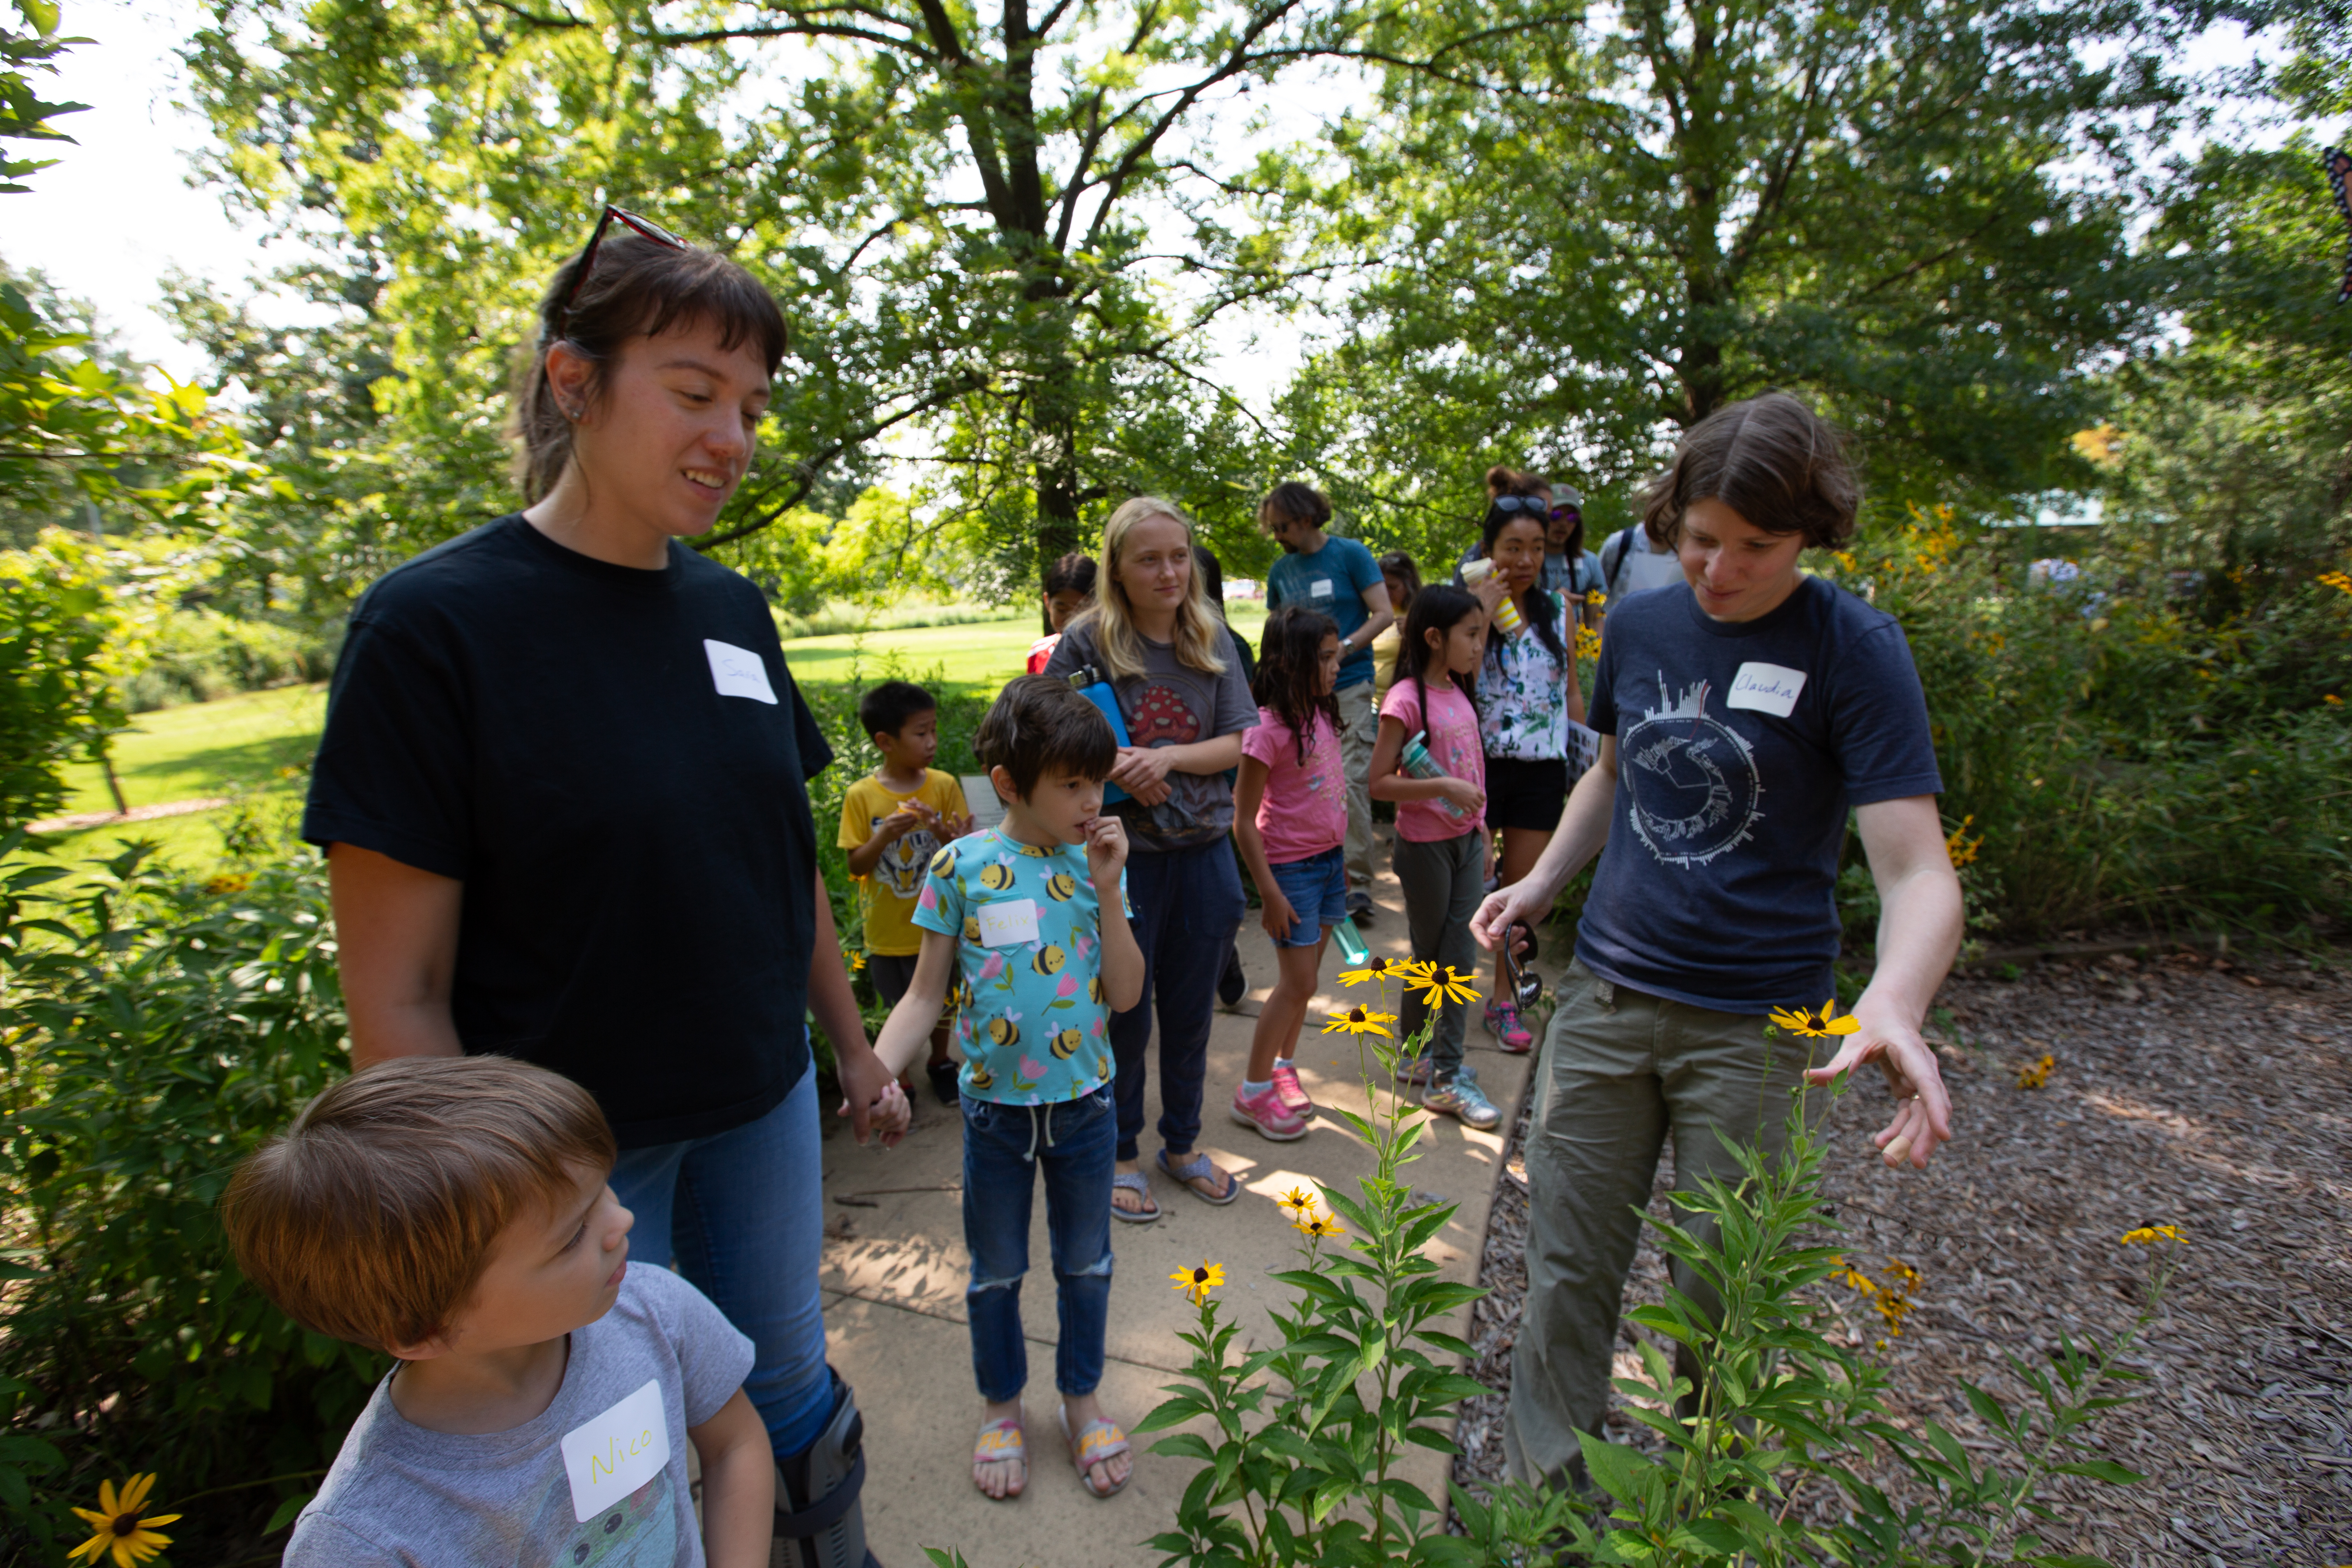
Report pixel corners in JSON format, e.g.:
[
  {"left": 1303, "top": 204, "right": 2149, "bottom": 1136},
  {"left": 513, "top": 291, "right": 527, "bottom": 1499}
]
[
  {"left": 1726, "top": 662, "right": 1807, "bottom": 718},
  {"left": 976, "top": 898, "right": 1040, "bottom": 948},
  {"left": 559, "top": 1379, "right": 670, "bottom": 1522}
]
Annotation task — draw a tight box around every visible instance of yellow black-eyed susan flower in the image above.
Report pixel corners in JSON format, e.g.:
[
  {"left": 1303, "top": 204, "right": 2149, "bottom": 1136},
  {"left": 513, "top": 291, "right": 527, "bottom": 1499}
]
[
  {"left": 1336, "top": 956, "right": 1428, "bottom": 988},
  {"left": 1943, "top": 813, "right": 1982, "bottom": 869},
  {"left": 1292, "top": 1210, "right": 1345, "bottom": 1241},
  {"left": 2120, "top": 1223, "right": 2185, "bottom": 1245},
  {"left": 1321, "top": 1007, "right": 1396, "bottom": 1038},
  {"left": 1403, "top": 964, "right": 1480, "bottom": 1008},
  {"left": 1168, "top": 1260, "right": 1225, "bottom": 1305},
  {"left": 69, "top": 1475, "right": 180, "bottom": 1568},
  {"left": 1276, "top": 1185, "right": 1317, "bottom": 1214},
  {"left": 2016, "top": 1052, "right": 2054, "bottom": 1089},
  {"left": 1767, "top": 998, "right": 1862, "bottom": 1038}
]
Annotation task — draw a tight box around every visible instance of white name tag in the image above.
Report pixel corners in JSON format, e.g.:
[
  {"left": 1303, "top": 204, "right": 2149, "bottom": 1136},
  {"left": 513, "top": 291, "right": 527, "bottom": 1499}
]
[
  {"left": 704, "top": 639, "right": 778, "bottom": 704},
  {"left": 559, "top": 1379, "right": 670, "bottom": 1522},
  {"left": 976, "top": 897, "right": 1040, "bottom": 948},
  {"left": 1726, "top": 662, "right": 1807, "bottom": 717},
  {"left": 1309, "top": 578, "right": 1334, "bottom": 598}
]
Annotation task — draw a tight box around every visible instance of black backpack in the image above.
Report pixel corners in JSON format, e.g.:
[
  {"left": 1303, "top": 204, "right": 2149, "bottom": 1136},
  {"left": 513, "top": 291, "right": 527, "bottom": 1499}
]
[{"left": 1599, "top": 525, "right": 1643, "bottom": 591}]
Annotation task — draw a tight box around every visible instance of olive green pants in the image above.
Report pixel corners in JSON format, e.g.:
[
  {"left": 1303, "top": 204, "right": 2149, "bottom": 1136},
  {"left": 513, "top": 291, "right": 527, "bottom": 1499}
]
[{"left": 1502, "top": 961, "right": 1824, "bottom": 1491}]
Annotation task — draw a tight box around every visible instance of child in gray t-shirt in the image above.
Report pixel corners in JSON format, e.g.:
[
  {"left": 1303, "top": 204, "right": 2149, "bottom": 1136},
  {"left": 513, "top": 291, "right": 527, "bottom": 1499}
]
[{"left": 223, "top": 1056, "right": 772, "bottom": 1568}]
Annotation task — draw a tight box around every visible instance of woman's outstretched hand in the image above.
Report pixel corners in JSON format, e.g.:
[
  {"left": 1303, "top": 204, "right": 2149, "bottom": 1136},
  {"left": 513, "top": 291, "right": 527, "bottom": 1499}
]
[{"left": 1804, "top": 1007, "right": 1953, "bottom": 1170}]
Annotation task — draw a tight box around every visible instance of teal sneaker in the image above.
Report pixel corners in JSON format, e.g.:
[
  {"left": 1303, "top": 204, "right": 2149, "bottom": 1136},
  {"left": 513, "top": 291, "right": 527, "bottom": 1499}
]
[{"left": 1424, "top": 1070, "right": 1501, "bottom": 1130}]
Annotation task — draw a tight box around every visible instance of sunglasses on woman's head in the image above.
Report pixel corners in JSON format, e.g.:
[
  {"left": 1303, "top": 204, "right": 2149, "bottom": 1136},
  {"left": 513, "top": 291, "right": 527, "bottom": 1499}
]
[
  {"left": 1490, "top": 495, "right": 1546, "bottom": 514},
  {"left": 564, "top": 205, "right": 687, "bottom": 314}
]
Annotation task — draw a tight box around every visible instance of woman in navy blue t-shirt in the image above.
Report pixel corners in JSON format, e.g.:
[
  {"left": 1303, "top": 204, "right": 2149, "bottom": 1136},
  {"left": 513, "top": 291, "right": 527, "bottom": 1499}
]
[{"left": 1469, "top": 393, "right": 1964, "bottom": 1495}]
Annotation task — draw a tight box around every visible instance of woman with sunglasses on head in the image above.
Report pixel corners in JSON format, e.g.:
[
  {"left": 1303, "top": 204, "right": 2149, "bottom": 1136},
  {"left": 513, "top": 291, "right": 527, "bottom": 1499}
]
[
  {"left": 302, "top": 208, "right": 895, "bottom": 1568},
  {"left": 1447, "top": 465, "right": 1590, "bottom": 1054}
]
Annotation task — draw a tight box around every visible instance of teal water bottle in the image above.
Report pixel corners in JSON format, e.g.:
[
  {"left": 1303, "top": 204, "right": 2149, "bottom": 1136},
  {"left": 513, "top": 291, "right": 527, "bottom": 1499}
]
[
  {"left": 1399, "top": 731, "right": 1469, "bottom": 820},
  {"left": 1332, "top": 916, "right": 1371, "bottom": 966}
]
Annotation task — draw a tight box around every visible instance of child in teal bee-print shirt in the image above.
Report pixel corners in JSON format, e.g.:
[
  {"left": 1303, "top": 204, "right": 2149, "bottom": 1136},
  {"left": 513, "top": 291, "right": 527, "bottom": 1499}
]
[
  {"left": 867, "top": 676, "right": 1144, "bottom": 1502},
  {"left": 913, "top": 822, "right": 1130, "bottom": 1102}
]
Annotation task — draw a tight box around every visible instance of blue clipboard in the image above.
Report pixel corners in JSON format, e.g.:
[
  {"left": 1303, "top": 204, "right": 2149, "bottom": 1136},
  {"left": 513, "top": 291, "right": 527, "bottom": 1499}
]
[{"left": 1069, "top": 672, "right": 1132, "bottom": 804}]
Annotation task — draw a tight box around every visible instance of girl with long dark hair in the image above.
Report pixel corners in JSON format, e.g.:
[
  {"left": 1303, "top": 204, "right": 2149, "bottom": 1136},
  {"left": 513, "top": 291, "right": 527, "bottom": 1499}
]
[
  {"left": 1227, "top": 604, "right": 1347, "bottom": 1142},
  {"left": 1461, "top": 466, "right": 1588, "bottom": 1051}
]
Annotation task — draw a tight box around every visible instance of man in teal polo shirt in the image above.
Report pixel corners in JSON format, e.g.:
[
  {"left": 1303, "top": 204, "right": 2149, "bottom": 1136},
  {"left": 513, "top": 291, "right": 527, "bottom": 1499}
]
[{"left": 1260, "top": 481, "right": 1394, "bottom": 922}]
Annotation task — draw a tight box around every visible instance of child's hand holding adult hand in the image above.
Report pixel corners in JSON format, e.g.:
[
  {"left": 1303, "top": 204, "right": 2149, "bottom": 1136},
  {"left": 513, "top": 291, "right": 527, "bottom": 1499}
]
[{"left": 1083, "top": 815, "right": 1130, "bottom": 886}]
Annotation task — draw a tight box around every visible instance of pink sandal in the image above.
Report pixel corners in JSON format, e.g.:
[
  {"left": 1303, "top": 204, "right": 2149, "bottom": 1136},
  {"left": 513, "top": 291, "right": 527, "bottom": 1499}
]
[
  {"left": 1060, "top": 1404, "right": 1131, "bottom": 1499},
  {"left": 972, "top": 1415, "right": 1026, "bottom": 1500}
]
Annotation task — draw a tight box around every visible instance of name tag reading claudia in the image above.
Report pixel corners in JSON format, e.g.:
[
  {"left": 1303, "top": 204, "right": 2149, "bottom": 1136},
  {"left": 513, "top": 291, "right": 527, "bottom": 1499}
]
[
  {"left": 976, "top": 898, "right": 1040, "bottom": 948},
  {"left": 1726, "top": 662, "right": 1807, "bottom": 718},
  {"left": 704, "top": 639, "right": 778, "bottom": 704},
  {"left": 559, "top": 1379, "right": 670, "bottom": 1522}
]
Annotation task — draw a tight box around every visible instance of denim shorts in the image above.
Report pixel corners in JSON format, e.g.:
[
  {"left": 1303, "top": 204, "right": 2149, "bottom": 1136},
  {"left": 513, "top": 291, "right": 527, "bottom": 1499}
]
[{"left": 1267, "top": 845, "right": 1350, "bottom": 947}]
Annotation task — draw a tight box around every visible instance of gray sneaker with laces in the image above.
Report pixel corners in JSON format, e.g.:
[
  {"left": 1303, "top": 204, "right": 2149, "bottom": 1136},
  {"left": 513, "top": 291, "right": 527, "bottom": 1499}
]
[{"left": 1423, "top": 1070, "right": 1500, "bottom": 1129}]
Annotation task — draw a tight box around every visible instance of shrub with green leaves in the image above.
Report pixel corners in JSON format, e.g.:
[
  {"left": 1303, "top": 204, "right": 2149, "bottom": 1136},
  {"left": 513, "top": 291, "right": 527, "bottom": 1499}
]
[{"left": 0, "top": 832, "right": 374, "bottom": 1559}]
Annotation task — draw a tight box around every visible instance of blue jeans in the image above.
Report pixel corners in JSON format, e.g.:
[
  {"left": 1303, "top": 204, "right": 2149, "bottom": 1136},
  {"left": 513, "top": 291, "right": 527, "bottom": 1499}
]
[
  {"left": 1267, "top": 846, "right": 1349, "bottom": 947},
  {"left": 608, "top": 1065, "right": 833, "bottom": 1459},
  {"left": 961, "top": 1088, "right": 1117, "bottom": 1402},
  {"left": 1109, "top": 841, "right": 1245, "bottom": 1163}
]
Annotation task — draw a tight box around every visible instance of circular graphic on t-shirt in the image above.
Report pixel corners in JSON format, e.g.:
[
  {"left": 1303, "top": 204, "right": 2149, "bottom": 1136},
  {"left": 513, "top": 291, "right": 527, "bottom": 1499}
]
[{"left": 1617, "top": 677, "right": 1762, "bottom": 867}]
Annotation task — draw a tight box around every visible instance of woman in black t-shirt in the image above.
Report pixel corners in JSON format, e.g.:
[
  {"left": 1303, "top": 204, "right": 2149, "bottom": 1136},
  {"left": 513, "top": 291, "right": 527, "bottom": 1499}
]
[{"left": 303, "top": 211, "right": 894, "bottom": 1564}]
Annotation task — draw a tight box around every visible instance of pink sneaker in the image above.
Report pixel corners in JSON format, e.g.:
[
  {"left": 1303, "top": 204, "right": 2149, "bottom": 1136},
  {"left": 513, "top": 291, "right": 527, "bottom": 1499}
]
[
  {"left": 1231, "top": 1081, "right": 1308, "bottom": 1141},
  {"left": 1485, "top": 999, "right": 1535, "bottom": 1054},
  {"left": 1270, "top": 1063, "right": 1314, "bottom": 1118}
]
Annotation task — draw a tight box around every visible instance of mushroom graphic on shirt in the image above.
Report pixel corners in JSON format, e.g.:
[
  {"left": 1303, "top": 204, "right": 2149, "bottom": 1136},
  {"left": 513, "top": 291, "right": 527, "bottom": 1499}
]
[{"left": 1127, "top": 686, "right": 1202, "bottom": 747}]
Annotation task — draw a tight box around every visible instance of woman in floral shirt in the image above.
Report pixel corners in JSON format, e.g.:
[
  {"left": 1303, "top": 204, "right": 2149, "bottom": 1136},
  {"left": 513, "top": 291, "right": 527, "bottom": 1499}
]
[{"left": 1462, "top": 474, "right": 1590, "bottom": 1050}]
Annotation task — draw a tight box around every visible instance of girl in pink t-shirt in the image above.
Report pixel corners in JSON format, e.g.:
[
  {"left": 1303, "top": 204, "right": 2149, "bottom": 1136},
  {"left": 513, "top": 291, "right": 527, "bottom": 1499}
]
[
  {"left": 1369, "top": 585, "right": 1501, "bottom": 1129},
  {"left": 1229, "top": 606, "right": 1349, "bottom": 1141}
]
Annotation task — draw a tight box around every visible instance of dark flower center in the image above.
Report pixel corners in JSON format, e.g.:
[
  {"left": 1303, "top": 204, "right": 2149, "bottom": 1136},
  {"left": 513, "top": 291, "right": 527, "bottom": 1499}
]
[
  {"left": 1349, "top": 1008, "right": 1365, "bottom": 1023},
  {"left": 114, "top": 1516, "right": 140, "bottom": 1536},
  {"left": 1191, "top": 1268, "right": 1209, "bottom": 1283}
]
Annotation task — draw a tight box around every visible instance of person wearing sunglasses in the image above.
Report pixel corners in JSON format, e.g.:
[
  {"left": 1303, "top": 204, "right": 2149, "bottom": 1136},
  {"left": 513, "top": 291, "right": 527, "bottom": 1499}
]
[{"left": 302, "top": 207, "right": 892, "bottom": 1568}]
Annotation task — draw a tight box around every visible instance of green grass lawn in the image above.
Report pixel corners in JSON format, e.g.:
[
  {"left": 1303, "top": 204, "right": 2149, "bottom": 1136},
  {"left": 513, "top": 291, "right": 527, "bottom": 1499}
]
[{"left": 29, "top": 602, "right": 1272, "bottom": 873}]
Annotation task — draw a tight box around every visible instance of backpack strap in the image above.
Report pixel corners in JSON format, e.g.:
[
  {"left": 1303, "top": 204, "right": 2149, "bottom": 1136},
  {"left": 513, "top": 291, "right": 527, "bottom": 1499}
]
[{"left": 1600, "top": 526, "right": 1636, "bottom": 588}]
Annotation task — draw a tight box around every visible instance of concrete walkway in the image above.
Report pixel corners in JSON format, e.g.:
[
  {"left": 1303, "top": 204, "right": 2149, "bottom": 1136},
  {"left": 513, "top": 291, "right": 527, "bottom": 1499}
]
[{"left": 818, "top": 835, "right": 1537, "bottom": 1568}]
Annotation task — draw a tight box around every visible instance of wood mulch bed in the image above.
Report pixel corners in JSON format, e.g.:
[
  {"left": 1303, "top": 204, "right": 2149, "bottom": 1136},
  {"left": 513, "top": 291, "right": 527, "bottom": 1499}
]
[{"left": 1452, "top": 947, "right": 2352, "bottom": 1564}]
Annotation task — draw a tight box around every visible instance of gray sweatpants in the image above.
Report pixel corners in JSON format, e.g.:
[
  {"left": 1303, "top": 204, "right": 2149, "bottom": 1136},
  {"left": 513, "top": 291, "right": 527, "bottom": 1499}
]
[
  {"left": 1338, "top": 679, "right": 1376, "bottom": 891},
  {"left": 1390, "top": 829, "right": 1482, "bottom": 1080},
  {"left": 1503, "top": 961, "right": 1826, "bottom": 1491}
]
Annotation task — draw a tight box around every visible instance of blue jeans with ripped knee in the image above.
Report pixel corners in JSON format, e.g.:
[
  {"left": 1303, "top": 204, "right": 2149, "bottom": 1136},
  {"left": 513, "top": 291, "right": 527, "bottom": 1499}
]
[{"left": 960, "top": 1087, "right": 1116, "bottom": 1403}]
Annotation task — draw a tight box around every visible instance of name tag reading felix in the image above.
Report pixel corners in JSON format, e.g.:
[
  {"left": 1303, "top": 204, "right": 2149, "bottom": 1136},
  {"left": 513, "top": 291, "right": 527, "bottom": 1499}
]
[
  {"left": 704, "top": 639, "right": 778, "bottom": 704},
  {"left": 1726, "top": 662, "right": 1807, "bottom": 718},
  {"left": 559, "top": 1379, "right": 670, "bottom": 1522},
  {"left": 976, "top": 897, "right": 1040, "bottom": 948}
]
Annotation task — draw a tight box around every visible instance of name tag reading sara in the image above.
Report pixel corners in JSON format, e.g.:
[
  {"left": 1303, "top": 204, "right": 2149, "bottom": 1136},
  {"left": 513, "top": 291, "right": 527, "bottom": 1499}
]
[
  {"left": 704, "top": 639, "right": 778, "bottom": 704},
  {"left": 976, "top": 897, "right": 1040, "bottom": 948},
  {"left": 1726, "top": 662, "right": 1807, "bottom": 718},
  {"left": 559, "top": 1379, "right": 670, "bottom": 1522}
]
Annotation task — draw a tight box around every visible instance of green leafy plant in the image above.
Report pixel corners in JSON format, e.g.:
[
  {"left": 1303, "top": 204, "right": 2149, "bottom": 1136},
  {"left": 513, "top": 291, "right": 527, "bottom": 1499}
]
[
  {"left": 1134, "top": 965, "right": 1494, "bottom": 1568},
  {"left": 1482, "top": 1073, "right": 2175, "bottom": 1567},
  {"left": 0, "top": 830, "right": 373, "bottom": 1558}
]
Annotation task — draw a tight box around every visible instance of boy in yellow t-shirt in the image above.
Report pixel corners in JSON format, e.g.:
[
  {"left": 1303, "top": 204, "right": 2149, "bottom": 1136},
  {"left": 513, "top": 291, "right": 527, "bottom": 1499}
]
[{"left": 840, "top": 680, "right": 974, "bottom": 1105}]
